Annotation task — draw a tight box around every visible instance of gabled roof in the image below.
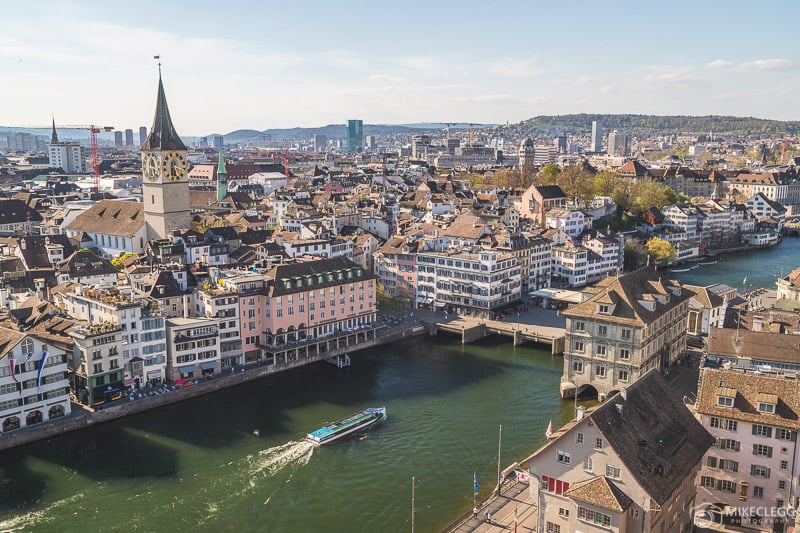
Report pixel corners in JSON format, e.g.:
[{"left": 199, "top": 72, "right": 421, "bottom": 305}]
[
  {"left": 590, "top": 370, "right": 713, "bottom": 506},
  {"left": 140, "top": 74, "right": 187, "bottom": 151},
  {"left": 535, "top": 185, "right": 567, "bottom": 200},
  {"left": 16, "top": 234, "right": 75, "bottom": 270},
  {"left": 0, "top": 199, "right": 43, "bottom": 225},
  {"left": 57, "top": 249, "right": 118, "bottom": 278},
  {"left": 565, "top": 476, "right": 633, "bottom": 512},
  {"left": 267, "top": 256, "right": 374, "bottom": 297},
  {"left": 66, "top": 200, "right": 144, "bottom": 237}
]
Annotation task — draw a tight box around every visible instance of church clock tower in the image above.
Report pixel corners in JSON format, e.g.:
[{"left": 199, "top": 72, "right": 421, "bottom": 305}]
[{"left": 141, "top": 71, "right": 190, "bottom": 240}]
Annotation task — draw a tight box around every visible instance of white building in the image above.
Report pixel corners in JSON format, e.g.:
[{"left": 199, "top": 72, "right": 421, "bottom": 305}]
[
  {"left": 49, "top": 142, "right": 86, "bottom": 173},
  {"left": 165, "top": 317, "right": 221, "bottom": 381}
]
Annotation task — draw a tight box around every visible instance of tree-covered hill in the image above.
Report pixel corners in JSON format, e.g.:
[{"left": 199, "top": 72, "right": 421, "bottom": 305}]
[{"left": 521, "top": 114, "right": 800, "bottom": 134}]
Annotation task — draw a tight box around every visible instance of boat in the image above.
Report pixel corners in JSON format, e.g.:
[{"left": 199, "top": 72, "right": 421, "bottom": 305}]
[
  {"left": 698, "top": 260, "right": 718, "bottom": 266},
  {"left": 305, "top": 407, "right": 387, "bottom": 446},
  {"left": 325, "top": 354, "right": 351, "bottom": 368},
  {"left": 669, "top": 267, "right": 692, "bottom": 273}
]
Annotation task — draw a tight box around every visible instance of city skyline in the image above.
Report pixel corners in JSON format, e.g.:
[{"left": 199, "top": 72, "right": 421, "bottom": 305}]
[{"left": 3, "top": 0, "right": 799, "bottom": 135}]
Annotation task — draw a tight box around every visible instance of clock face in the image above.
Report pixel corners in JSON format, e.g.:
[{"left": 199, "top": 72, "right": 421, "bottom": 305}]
[
  {"left": 144, "top": 154, "right": 159, "bottom": 181},
  {"left": 162, "top": 151, "right": 188, "bottom": 182}
]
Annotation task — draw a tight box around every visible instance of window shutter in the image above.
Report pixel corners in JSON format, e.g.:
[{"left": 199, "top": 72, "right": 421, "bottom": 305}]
[
  {"left": 714, "top": 437, "right": 721, "bottom": 448},
  {"left": 731, "top": 461, "right": 738, "bottom": 473},
  {"left": 752, "top": 425, "right": 758, "bottom": 435},
  {"left": 734, "top": 441, "right": 740, "bottom": 452},
  {"left": 750, "top": 464, "right": 756, "bottom": 475},
  {"left": 767, "top": 446, "right": 773, "bottom": 458},
  {"left": 765, "top": 468, "right": 770, "bottom": 479},
  {"left": 707, "top": 456, "right": 718, "bottom": 468}
]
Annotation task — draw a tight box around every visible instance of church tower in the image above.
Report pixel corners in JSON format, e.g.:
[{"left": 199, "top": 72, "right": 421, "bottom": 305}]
[
  {"left": 141, "top": 70, "right": 190, "bottom": 240},
  {"left": 216, "top": 149, "right": 228, "bottom": 201}
]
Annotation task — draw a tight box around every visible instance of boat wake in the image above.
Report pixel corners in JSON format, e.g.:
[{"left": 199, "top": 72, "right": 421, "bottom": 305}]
[{"left": 247, "top": 440, "right": 315, "bottom": 482}]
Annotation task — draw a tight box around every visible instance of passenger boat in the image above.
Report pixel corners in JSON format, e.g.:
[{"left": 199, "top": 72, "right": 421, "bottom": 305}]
[{"left": 305, "top": 407, "right": 387, "bottom": 446}]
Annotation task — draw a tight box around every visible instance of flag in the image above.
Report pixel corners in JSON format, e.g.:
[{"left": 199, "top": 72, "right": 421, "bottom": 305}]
[
  {"left": 515, "top": 470, "right": 530, "bottom": 483},
  {"left": 36, "top": 351, "right": 48, "bottom": 393},
  {"left": 8, "top": 357, "right": 18, "bottom": 384},
  {"left": 473, "top": 471, "right": 479, "bottom": 493},
  {"left": 743, "top": 276, "right": 747, "bottom": 287},
  {"left": 545, "top": 420, "right": 553, "bottom": 439}
]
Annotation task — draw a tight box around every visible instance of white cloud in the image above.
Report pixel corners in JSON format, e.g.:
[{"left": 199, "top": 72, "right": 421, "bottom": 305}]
[
  {"left": 706, "top": 58, "right": 792, "bottom": 71},
  {"left": 705, "top": 59, "right": 734, "bottom": 69}
]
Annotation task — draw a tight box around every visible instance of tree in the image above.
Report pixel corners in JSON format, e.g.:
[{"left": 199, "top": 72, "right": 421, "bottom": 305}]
[
  {"left": 557, "top": 164, "right": 595, "bottom": 207},
  {"left": 624, "top": 238, "right": 648, "bottom": 271},
  {"left": 646, "top": 237, "right": 676, "bottom": 267},
  {"left": 593, "top": 170, "right": 621, "bottom": 197},
  {"left": 376, "top": 282, "right": 392, "bottom": 309},
  {"left": 538, "top": 163, "right": 561, "bottom": 185},
  {"left": 611, "top": 179, "right": 636, "bottom": 214},
  {"left": 632, "top": 179, "right": 671, "bottom": 215},
  {"left": 111, "top": 252, "right": 135, "bottom": 270}
]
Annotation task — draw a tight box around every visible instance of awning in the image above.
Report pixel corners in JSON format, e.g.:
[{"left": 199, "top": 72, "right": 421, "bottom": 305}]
[
  {"left": 178, "top": 365, "right": 195, "bottom": 373},
  {"left": 146, "top": 370, "right": 161, "bottom": 377},
  {"left": 200, "top": 362, "right": 216, "bottom": 370},
  {"left": 434, "top": 302, "right": 446, "bottom": 308}
]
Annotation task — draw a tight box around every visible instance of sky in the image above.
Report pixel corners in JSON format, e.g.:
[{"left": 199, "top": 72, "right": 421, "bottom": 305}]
[{"left": 2, "top": 0, "right": 799, "bottom": 136}]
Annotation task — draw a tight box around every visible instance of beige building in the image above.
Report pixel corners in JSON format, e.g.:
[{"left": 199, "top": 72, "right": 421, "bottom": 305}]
[
  {"left": 560, "top": 267, "right": 689, "bottom": 400},
  {"left": 776, "top": 267, "right": 800, "bottom": 302},
  {"left": 525, "top": 370, "right": 713, "bottom": 533}
]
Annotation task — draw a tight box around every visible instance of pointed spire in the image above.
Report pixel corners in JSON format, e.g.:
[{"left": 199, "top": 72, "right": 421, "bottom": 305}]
[
  {"left": 141, "top": 70, "right": 187, "bottom": 152},
  {"left": 51, "top": 117, "right": 58, "bottom": 144},
  {"left": 216, "top": 149, "right": 227, "bottom": 176},
  {"left": 216, "top": 149, "right": 228, "bottom": 201}
]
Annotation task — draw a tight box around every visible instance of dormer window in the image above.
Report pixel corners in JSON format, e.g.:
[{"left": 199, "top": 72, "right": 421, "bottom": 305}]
[
  {"left": 756, "top": 393, "right": 777, "bottom": 414},
  {"left": 758, "top": 402, "right": 776, "bottom": 414},
  {"left": 599, "top": 304, "right": 609, "bottom": 314},
  {"left": 717, "top": 396, "right": 734, "bottom": 407}
]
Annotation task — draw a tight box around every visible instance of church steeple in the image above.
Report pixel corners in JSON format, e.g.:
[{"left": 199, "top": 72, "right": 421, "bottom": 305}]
[
  {"left": 216, "top": 149, "right": 228, "bottom": 201},
  {"left": 50, "top": 117, "right": 58, "bottom": 144},
  {"left": 141, "top": 72, "right": 187, "bottom": 152}
]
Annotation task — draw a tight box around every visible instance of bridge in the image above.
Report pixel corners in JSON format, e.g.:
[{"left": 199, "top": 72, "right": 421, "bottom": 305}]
[{"left": 434, "top": 317, "right": 565, "bottom": 354}]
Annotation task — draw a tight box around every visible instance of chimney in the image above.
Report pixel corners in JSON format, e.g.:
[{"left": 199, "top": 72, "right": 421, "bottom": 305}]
[
  {"left": 576, "top": 405, "right": 586, "bottom": 421},
  {"left": 752, "top": 315, "right": 763, "bottom": 332}
]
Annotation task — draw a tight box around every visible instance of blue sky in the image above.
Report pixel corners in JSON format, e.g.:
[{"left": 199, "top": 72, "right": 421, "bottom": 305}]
[{"left": 2, "top": 0, "right": 798, "bottom": 135}]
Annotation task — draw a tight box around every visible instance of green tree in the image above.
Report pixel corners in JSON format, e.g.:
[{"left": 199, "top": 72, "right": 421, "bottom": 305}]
[
  {"left": 376, "top": 282, "right": 392, "bottom": 309},
  {"left": 646, "top": 237, "right": 676, "bottom": 267},
  {"left": 624, "top": 238, "right": 648, "bottom": 270},
  {"left": 632, "top": 179, "right": 671, "bottom": 215},
  {"left": 593, "top": 170, "right": 621, "bottom": 197},
  {"left": 611, "top": 180, "right": 636, "bottom": 214},
  {"left": 111, "top": 252, "right": 135, "bottom": 270},
  {"left": 557, "top": 164, "right": 595, "bottom": 207},
  {"left": 538, "top": 163, "right": 561, "bottom": 185}
]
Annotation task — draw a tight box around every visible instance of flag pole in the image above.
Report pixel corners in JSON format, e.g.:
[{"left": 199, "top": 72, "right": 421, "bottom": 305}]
[
  {"left": 497, "top": 424, "right": 503, "bottom": 496},
  {"left": 411, "top": 476, "right": 415, "bottom": 533}
]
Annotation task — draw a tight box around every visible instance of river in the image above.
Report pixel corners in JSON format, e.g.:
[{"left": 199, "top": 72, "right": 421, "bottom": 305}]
[
  {"left": 1, "top": 240, "right": 796, "bottom": 532},
  {"left": 0, "top": 335, "right": 582, "bottom": 532}
]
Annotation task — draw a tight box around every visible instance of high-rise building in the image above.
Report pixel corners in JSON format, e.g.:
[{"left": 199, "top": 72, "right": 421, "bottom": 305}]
[
  {"left": 346, "top": 119, "right": 363, "bottom": 153},
  {"left": 313, "top": 134, "right": 328, "bottom": 152},
  {"left": 139, "top": 126, "right": 147, "bottom": 146},
  {"left": 141, "top": 72, "right": 190, "bottom": 240},
  {"left": 114, "top": 131, "right": 123, "bottom": 146},
  {"left": 411, "top": 134, "right": 431, "bottom": 159},
  {"left": 7, "top": 132, "right": 47, "bottom": 152},
  {"left": 591, "top": 120, "right": 602, "bottom": 152},
  {"left": 48, "top": 121, "right": 85, "bottom": 172},
  {"left": 554, "top": 135, "right": 567, "bottom": 153},
  {"left": 211, "top": 135, "right": 224, "bottom": 148},
  {"left": 199, "top": 137, "right": 208, "bottom": 148},
  {"left": 607, "top": 130, "right": 629, "bottom": 157},
  {"left": 125, "top": 129, "right": 134, "bottom": 147},
  {"left": 364, "top": 135, "right": 376, "bottom": 150}
]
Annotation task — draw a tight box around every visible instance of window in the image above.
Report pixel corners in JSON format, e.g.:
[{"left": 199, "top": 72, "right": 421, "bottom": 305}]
[
  {"left": 717, "top": 479, "right": 736, "bottom": 493},
  {"left": 574, "top": 321, "right": 585, "bottom": 332},
  {"left": 576, "top": 432, "right": 584, "bottom": 445},
  {"left": 752, "top": 425, "right": 772, "bottom": 438},
  {"left": 718, "top": 459, "right": 738, "bottom": 472},
  {"left": 578, "top": 506, "right": 611, "bottom": 527},
  {"left": 619, "top": 348, "right": 630, "bottom": 360},
  {"left": 606, "top": 464, "right": 621, "bottom": 479},
  {"left": 573, "top": 361, "right": 583, "bottom": 373},
  {"left": 594, "top": 438, "right": 603, "bottom": 449},
  {"left": 556, "top": 450, "right": 570, "bottom": 464},
  {"left": 595, "top": 366, "right": 606, "bottom": 378},
  {"left": 752, "top": 444, "right": 773, "bottom": 458},
  {"left": 700, "top": 476, "right": 716, "bottom": 488},
  {"left": 750, "top": 465, "right": 770, "bottom": 478},
  {"left": 780, "top": 460, "right": 788, "bottom": 470},
  {"left": 558, "top": 508, "right": 569, "bottom": 518},
  {"left": 598, "top": 325, "right": 608, "bottom": 336},
  {"left": 778, "top": 480, "right": 786, "bottom": 490},
  {"left": 618, "top": 370, "right": 629, "bottom": 382},
  {"left": 757, "top": 402, "right": 775, "bottom": 414},
  {"left": 598, "top": 304, "right": 610, "bottom": 314},
  {"left": 596, "top": 345, "right": 607, "bottom": 357},
  {"left": 621, "top": 328, "right": 631, "bottom": 340},
  {"left": 776, "top": 428, "right": 795, "bottom": 441},
  {"left": 546, "top": 522, "right": 560, "bottom": 533},
  {"left": 583, "top": 457, "right": 592, "bottom": 471},
  {"left": 93, "top": 363, "right": 102, "bottom": 374},
  {"left": 573, "top": 341, "right": 584, "bottom": 352},
  {"left": 717, "top": 396, "right": 734, "bottom": 407},
  {"left": 710, "top": 418, "right": 737, "bottom": 431},
  {"left": 777, "top": 499, "right": 784, "bottom": 508},
  {"left": 753, "top": 486, "right": 764, "bottom": 498},
  {"left": 717, "top": 438, "right": 741, "bottom": 452}
]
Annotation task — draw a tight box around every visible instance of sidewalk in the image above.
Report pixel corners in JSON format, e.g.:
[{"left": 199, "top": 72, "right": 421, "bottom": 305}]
[{"left": 444, "top": 480, "right": 538, "bottom": 533}]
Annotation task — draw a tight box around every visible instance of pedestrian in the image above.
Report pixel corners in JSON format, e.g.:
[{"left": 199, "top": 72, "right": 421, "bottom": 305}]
[
  {"left": 486, "top": 510, "right": 492, "bottom": 524},
  {"left": 473, "top": 506, "right": 478, "bottom": 519}
]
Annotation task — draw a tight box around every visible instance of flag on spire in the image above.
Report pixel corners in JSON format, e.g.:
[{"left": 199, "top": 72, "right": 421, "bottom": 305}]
[{"left": 545, "top": 420, "right": 553, "bottom": 439}]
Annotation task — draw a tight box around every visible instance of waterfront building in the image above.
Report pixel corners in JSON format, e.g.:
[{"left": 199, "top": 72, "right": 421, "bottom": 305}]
[
  {"left": 528, "top": 236, "right": 553, "bottom": 292},
  {"left": 141, "top": 72, "right": 191, "bottom": 240},
  {"left": 776, "top": 267, "right": 800, "bottom": 302},
  {"left": 373, "top": 235, "right": 419, "bottom": 298},
  {"left": 196, "top": 269, "right": 241, "bottom": 368},
  {"left": 346, "top": 119, "right": 363, "bottom": 153},
  {"left": 746, "top": 193, "right": 786, "bottom": 227},
  {"left": 694, "top": 367, "right": 799, "bottom": 531},
  {"left": 662, "top": 204, "right": 700, "bottom": 241},
  {"left": 526, "top": 370, "right": 712, "bottom": 533},
  {"left": 415, "top": 248, "right": 521, "bottom": 315},
  {"left": 71, "top": 322, "right": 125, "bottom": 406},
  {"left": 0, "top": 329, "right": 71, "bottom": 434},
  {"left": 591, "top": 120, "right": 602, "bottom": 152},
  {"left": 560, "top": 267, "right": 689, "bottom": 400},
  {"left": 165, "top": 317, "right": 221, "bottom": 381}
]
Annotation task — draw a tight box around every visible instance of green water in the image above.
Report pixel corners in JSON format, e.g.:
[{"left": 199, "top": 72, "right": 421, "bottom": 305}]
[{"left": 0, "top": 335, "right": 581, "bottom": 532}]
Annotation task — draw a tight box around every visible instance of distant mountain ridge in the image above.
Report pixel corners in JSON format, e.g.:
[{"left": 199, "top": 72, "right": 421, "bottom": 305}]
[
  {"left": 522, "top": 114, "right": 800, "bottom": 134},
  {"left": 211, "top": 123, "right": 447, "bottom": 143}
]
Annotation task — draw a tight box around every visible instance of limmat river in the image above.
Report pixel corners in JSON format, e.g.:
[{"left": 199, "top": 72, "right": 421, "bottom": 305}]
[
  {"left": 0, "top": 335, "right": 581, "bottom": 532},
  {"left": 1, "top": 240, "right": 795, "bottom": 533}
]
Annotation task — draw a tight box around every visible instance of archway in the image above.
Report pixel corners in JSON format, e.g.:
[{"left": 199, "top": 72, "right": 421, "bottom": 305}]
[
  {"left": 576, "top": 384, "right": 599, "bottom": 401},
  {"left": 25, "top": 410, "right": 43, "bottom": 425},
  {"left": 298, "top": 323, "right": 307, "bottom": 339},
  {"left": 2, "top": 416, "right": 20, "bottom": 432},
  {"left": 49, "top": 404, "right": 65, "bottom": 419},
  {"left": 287, "top": 325, "right": 296, "bottom": 342}
]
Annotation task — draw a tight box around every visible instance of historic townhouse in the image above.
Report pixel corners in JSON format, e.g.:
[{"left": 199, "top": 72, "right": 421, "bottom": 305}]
[
  {"left": 528, "top": 236, "right": 553, "bottom": 292},
  {"left": 196, "top": 270, "right": 242, "bottom": 369},
  {"left": 695, "top": 368, "right": 799, "bottom": 531},
  {"left": 0, "top": 329, "right": 71, "bottom": 434},
  {"left": 662, "top": 204, "right": 700, "bottom": 241},
  {"left": 560, "top": 267, "right": 689, "bottom": 400},
  {"left": 415, "top": 248, "right": 521, "bottom": 316},
  {"left": 373, "top": 235, "right": 419, "bottom": 298},
  {"left": 526, "top": 370, "right": 712, "bottom": 533},
  {"left": 71, "top": 323, "right": 125, "bottom": 406},
  {"left": 165, "top": 317, "right": 221, "bottom": 381}
]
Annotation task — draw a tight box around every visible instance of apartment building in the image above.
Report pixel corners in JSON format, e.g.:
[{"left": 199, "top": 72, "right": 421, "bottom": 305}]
[
  {"left": 71, "top": 323, "right": 125, "bottom": 406},
  {"left": 165, "top": 317, "right": 221, "bottom": 381},
  {"left": 560, "top": 267, "right": 689, "bottom": 400},
  {"left": 197, "top": 269, "right": 241, "bottom": 368}
]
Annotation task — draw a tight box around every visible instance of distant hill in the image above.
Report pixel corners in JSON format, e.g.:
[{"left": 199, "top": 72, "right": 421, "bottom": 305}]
[
  {"left": 521, "top": 114, "right": 800, "bottom": 134},
  {"left": 214, "top": 123, "right": 441, "bottom": 144}
]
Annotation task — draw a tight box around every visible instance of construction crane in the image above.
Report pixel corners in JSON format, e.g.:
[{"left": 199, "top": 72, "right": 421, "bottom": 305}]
[
  {"left": 442, "top": 122, "right": 456, "bottom": 140},
  {"left": 10, "top": 123, "right": 114, "bottom": 189}
]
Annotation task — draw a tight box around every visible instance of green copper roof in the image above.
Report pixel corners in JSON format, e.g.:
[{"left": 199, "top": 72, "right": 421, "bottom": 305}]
[
  {"left": 141, "top": 74, "right": 187, "bottom": 152},
  {"left": 217, "top": 149, "right": 227, "bottom": 175}
]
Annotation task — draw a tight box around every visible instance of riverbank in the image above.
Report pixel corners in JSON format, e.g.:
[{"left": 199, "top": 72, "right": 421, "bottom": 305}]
[{"left": 0, "top": 321, "right": 427, "bottom": 451}]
